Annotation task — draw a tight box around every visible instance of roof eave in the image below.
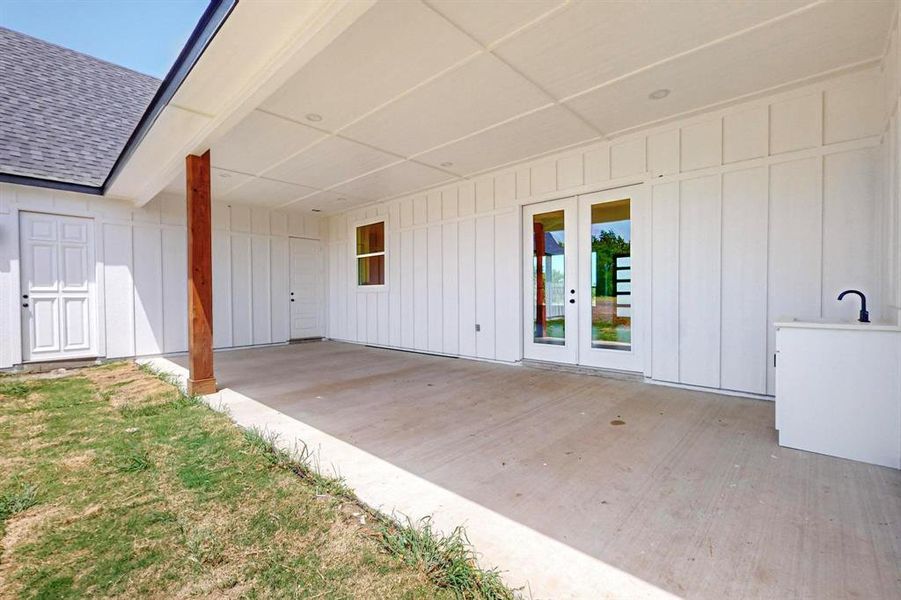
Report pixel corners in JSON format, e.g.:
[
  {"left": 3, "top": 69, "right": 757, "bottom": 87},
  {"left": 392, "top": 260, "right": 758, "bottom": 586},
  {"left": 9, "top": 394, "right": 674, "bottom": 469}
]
[
  {"left": 0, "top": 0, "right": 237, "bottom": 196},
  {"left": 0, "top": 172, "right": 103, "bottom": 195},
  {"left": 101, "top": 0, "right": 238, "bottom": 194}
]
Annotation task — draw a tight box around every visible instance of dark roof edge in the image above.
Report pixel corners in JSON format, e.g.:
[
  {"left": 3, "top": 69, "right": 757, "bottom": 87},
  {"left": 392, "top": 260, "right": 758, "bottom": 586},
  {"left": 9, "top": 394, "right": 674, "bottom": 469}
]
[
  {"left": 101, "top": 0, "right": 238, "bottom": 193},
  {"left": 0, "top": 172, "right": 103, "bottom": 196}
]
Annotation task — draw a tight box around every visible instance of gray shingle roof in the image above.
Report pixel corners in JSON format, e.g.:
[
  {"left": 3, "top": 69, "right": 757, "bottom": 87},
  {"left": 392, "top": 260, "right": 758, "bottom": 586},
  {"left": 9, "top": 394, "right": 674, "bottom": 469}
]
[{"left": 0, "top": 27, "right": 161, "bottom": 187}]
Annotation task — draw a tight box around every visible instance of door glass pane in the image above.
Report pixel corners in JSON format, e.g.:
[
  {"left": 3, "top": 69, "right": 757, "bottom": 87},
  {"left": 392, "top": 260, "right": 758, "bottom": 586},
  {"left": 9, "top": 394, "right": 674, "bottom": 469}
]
[
  {"left": 589, "top": 199, "right": 631, "bottom": 351},
  {"left": 532, "top": 210, "right": 566, "bottom": 345}
]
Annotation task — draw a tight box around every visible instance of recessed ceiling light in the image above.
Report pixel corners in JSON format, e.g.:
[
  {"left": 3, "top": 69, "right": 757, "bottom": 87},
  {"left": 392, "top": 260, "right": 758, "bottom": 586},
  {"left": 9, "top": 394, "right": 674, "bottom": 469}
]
[
  {"left": 305, "top": 113, "right": 323, "bottom": 122},
  {"left": 440, "top": 161, "right": 454, "bottom": 167},
  {"left": 648, "top": 89, "right": 670, "bottom": 100}
]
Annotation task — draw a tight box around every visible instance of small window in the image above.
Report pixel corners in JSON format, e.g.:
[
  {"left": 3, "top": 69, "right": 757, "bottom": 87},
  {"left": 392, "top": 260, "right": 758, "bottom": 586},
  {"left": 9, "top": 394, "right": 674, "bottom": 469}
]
[{"left": 356, "top": 221, "right": 385, "bottom": 286}]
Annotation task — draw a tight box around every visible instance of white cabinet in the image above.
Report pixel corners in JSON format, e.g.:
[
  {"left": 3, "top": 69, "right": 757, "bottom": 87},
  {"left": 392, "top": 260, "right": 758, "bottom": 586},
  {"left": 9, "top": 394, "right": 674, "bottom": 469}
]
[{"left": 775, "top": 321, "right": 901, "bottom": 469}]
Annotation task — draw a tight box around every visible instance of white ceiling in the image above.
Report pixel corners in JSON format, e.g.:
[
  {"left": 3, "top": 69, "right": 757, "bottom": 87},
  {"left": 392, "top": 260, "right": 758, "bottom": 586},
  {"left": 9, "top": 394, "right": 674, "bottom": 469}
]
[{"left": 162, "top": 0, "right": 895, "bottom": 214}]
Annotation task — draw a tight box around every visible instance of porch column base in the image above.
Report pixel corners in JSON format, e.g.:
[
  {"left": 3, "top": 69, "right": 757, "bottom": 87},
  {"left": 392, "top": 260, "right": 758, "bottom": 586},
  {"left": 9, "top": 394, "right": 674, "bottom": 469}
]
[{"left": 187, "top": 377, "right": 217, "bottom": 396}]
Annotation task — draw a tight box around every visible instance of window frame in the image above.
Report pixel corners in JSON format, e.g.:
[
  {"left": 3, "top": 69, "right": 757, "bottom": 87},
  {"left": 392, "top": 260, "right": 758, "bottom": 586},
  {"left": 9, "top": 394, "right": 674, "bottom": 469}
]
[{"left": 354, "top": 217, "right": 388, "bottom": 290}]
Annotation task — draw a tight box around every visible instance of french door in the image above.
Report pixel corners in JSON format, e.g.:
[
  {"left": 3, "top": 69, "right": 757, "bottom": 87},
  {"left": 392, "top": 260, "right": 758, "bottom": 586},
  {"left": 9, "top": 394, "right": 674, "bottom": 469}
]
[
  {"left": 522, "top": 186, "right": 643, "bottom": 372},
  {"left": 522, "top": 198, "right": 579, "bottom": 363}
]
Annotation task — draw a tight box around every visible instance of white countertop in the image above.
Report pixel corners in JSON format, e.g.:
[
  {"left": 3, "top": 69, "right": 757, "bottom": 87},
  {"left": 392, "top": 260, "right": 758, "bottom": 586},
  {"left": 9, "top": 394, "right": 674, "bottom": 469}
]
[{"left": 775, "top": 319, "right": 901, "bottom": 332}]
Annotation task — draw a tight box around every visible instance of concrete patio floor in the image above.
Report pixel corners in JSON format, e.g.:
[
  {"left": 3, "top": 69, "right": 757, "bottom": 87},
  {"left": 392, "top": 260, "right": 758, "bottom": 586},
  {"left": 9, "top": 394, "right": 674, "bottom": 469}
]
[{"left": 160, "top": 341, "right": 901, "bottom": 598}]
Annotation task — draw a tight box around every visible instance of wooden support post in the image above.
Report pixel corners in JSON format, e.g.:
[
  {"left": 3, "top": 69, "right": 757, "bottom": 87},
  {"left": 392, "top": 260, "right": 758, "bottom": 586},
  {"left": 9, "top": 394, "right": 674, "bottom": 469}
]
[{"left": 186, "top": 151, "right": 216, "bottom": 395}]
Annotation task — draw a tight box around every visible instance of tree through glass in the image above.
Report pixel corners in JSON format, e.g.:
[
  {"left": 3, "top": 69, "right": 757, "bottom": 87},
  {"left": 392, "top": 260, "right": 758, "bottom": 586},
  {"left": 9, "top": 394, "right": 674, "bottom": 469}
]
[{"left": 589, "top": 199, "right": 631, "bottom": 351}]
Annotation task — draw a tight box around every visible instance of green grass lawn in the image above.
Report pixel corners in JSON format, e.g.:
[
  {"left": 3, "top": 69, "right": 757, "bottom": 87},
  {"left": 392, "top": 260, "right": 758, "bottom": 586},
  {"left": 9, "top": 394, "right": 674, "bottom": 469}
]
[{"left": 0, "top": 363, "right": 512, "bottom": 599}]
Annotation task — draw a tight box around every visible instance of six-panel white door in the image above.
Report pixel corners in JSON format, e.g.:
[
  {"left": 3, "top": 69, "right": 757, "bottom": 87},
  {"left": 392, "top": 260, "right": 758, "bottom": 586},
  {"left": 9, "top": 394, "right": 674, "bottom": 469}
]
[
  {"left": 289, "top": 237, "right": 323, "bottom": 340},
  {"left": 19, "top": 212, "right": 97, "bottom": 361}
]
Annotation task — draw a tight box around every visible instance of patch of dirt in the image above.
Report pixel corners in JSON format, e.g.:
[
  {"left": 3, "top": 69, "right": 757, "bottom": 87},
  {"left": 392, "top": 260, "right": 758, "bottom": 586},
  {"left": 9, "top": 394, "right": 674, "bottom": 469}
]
[
  {"left": 62, "top": 503, "right": 103, "bottom": 525},
  {"left": 1, "top": 505, "right": 62, "bottom": 551},
  {"left": 9, "top": 368, "right": 77, "bottom": 382},
  {"left": 0, "top": 504, "right": 67, "bottom": 594},
  {"left": 0, "top": 455, "right": 28, "bottom": 471},
  {"left": 59, "top": 450, "right": 97, "bottom": 472},
  {"left": 15, "top": 421, "right": 45, "bottom": 440},
  {"left": 81, "top": 362, "right": 133, "bottom": 385},
  {"left": 316, "top": 515, "right": 435, "bottom": 597},
  {"left": 85, "top": 363, "right": 174, "bottom": 408},
  {"left": 162, "top": 562, "right": 251, "bottom": 599}
]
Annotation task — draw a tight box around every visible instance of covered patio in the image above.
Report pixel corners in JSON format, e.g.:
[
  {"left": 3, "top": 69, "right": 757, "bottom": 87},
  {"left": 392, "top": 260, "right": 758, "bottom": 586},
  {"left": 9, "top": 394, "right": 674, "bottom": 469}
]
[
  {"left": 166, "top": 341, "right": 900, "bottom": 598},
  {"left": 2, "top": 0, "right": 900, "bottom": 596}
]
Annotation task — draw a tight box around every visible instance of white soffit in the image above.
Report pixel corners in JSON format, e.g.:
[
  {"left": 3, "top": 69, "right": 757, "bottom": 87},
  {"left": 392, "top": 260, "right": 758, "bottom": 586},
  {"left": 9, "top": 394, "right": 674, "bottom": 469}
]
[
  {"left": 108, "top": 106, "right": 211, "bottom": 200},
  {"left": 280, "top": 188, "right": 357, "bottom": 213},
  {"left": 210, "top": 110, "right": 326, "bottom": 175},
  {"left": 168, "top": 1, "right": 337, "bottom": 118},
  {"left": 164, "top": 167, "right": 254, "bottom": 197},
  {"left": 107, "top": 0, "right": 376, "bottom": 204},
  {"left": 220, "top": 177, "right": 318, "bottom": 208},
  {"left": 259, "top": 0, "right": 481, "bottom": 131},
  {"left": 416, "top": 104, "right": 598, "bottom": 176},
  {"left": 564, "top": 0, "right": 896, "bottom": 135},
  {"left": 492, "top": 0, "right": 812, "bottom": 99},
  {"left": 341, "top": 52, "right": 554, "bottom": 156},
  {"left": 264, "top": 134, "right": 400, "bottom": 190},
  {"left": 424, "top": 0, "right": 566, "bottom": 46},
  {"left": 150, "top": 0, "right": 895, "bottom": 212},
  {"left": 330, "top": 160, "right": 454, "bottom": 201}
]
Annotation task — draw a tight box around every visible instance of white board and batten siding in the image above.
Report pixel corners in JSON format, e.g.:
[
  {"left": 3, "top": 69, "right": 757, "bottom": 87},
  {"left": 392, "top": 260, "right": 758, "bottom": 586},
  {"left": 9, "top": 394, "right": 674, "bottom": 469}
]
[
  {"left": 327, "top": 181, "right": 522, "bottom": 363},
  {"left": 0, "top": 183, "right": 322, "bottom": 368},
  {"left": 325, "top": 66, "right": 888, "bottom": 397}
]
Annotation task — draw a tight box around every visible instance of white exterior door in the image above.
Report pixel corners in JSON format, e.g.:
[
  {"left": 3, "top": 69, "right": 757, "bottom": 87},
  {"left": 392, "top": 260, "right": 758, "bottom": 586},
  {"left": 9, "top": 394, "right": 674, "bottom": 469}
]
[
  {"left": 19, "top": 212, "right": 97, "bottom": 362},
  {"left": 576, "top": 186, "right": 643, "bottom": 372},
  {"left": 289, "top": 237, "right": 323, "bottom": 339},
  {"left": 522, "top": 185, "right": 644, "bottom": 372},
  {"left": 522, "top": 197, "right": 579, "bottom": 363}
]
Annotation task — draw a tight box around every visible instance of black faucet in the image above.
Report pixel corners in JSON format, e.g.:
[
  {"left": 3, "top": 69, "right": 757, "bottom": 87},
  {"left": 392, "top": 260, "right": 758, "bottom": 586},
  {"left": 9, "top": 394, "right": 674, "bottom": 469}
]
[{"left": 837, "top": 289, "right": 869, "bottom": 323}]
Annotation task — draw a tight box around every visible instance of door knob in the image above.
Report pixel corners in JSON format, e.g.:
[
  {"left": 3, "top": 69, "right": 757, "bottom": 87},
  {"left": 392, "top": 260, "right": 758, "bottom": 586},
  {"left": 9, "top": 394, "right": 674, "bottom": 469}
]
[
  {"left": 569, "top": 299, "right": 575, "bottom": 304},
  {"left": 22, "top": 294, "right": 28, "bottom": 299},
  {"left": 22, "top": 303, "right": 28, "bottom": 308}
]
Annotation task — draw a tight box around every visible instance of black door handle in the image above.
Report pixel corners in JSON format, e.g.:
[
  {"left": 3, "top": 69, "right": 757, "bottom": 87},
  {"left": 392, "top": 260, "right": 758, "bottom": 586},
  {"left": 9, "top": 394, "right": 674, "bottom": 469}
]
[{"left": 290, "top": 299, "right": 295, "bottom": 302}]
